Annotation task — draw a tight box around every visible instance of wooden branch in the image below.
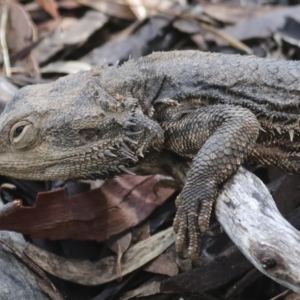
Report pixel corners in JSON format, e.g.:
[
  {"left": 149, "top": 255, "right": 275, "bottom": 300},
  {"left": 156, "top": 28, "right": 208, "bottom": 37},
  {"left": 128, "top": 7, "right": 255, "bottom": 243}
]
[{"left": 215, "top": 167, "right": 300, "bottom": 293}]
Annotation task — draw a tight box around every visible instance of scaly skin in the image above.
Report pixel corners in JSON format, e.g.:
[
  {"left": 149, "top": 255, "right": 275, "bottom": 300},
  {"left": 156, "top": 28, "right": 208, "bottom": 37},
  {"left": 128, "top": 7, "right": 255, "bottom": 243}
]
[{"left": 1, "top": 50, "right": 300, "bottom": 261}]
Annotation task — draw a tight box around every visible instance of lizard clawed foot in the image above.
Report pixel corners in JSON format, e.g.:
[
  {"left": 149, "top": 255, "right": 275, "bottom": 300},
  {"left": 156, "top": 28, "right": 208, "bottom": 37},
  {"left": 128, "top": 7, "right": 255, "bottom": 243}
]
[{"left": 173, "top": 192, "right": 215, "bottom": 263}]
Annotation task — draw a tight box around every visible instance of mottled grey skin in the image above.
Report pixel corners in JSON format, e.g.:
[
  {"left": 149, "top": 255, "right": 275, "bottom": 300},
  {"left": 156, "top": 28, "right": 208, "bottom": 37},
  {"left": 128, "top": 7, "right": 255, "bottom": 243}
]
[{"left": 1, "top": 50, "right": 300, "bottom": 261}]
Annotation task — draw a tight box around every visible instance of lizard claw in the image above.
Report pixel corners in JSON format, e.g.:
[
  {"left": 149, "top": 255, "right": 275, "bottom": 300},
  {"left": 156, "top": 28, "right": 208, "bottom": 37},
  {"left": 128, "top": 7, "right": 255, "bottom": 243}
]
[{"left": 173, "top": 190, "right": 215, "bottom": 263}]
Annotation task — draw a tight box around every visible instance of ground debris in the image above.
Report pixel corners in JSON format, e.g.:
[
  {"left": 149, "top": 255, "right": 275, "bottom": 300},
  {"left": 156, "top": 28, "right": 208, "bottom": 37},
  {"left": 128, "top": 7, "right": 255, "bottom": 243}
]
[{"left": 1, "top": 0, "right": 300, "bottom": 299}]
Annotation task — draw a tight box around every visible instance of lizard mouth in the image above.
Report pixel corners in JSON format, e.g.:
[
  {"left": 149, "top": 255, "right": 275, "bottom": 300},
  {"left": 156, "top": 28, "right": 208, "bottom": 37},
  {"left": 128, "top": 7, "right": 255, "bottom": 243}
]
[{"left": 0, "top": 137, "right": 140, "bottom": 180}]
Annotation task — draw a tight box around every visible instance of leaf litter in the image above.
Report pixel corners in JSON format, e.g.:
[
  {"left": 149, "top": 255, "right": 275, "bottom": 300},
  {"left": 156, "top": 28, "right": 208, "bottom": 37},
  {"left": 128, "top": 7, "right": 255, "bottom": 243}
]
[{"left": 1, "top": 0, "right": 300, "bottom": 299}]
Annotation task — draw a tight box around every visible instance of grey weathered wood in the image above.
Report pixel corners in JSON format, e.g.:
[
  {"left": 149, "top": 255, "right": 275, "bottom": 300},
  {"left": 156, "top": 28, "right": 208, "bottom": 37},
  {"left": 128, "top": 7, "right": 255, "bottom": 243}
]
[
  {"left": 216, "top": 167, "right": 300, "bottom": 293},
  {"left": 0, "top": 75, "right": 18, "bottom": 113},
  {"left": 0, "top": 200, "right": 62, "bottom": 300},
  {"left": 0, "top": 233, "right": 50, "bottom": 299}
]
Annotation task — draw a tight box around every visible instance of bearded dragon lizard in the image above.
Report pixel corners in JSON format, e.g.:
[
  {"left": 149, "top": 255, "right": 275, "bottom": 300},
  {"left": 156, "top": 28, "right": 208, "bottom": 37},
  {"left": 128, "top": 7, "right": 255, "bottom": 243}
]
[{"left": 1, "top": 50, "right": 300, "bottom": 261}]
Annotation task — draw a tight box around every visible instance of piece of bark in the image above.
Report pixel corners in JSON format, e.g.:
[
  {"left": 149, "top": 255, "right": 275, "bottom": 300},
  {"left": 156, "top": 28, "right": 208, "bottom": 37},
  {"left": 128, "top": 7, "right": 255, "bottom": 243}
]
[
  {"left": 0, "top": 175, "right": 174, "bottom": 241},
  {"left": 216, "top": 167, "right": 300, "bottom": 294}
]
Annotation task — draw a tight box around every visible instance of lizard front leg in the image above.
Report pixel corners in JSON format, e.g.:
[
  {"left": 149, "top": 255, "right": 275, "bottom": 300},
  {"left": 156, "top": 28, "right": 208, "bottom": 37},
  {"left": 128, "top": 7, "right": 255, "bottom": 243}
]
[{"left": 162, "top": 104, "right": 260, "bottom": 262}]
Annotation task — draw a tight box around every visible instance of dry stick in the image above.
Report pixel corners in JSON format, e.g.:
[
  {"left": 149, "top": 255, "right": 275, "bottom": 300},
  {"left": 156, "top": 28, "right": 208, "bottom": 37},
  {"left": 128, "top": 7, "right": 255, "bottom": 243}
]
[
  {"left": 270, "top": 289, "right": 290, "bottom": 300},
  {"left": 216, "top": 167, "right": 300, "bottom": 294},
  {"left": 0, "top": 1, "right": 10, "bottom": 77}
]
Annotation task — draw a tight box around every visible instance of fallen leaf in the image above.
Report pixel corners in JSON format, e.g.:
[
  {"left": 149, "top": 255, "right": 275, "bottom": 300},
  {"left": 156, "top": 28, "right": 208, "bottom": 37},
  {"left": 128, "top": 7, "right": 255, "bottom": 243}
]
[
  {"left": 143, "top": 253, "right": 178, "bottom": 276},
  {"left": 75, "top": 0, "right": 136, "bottom": 20},
  {"left": 107, "top": 231, "right": 132, "bottom": 279},
  {"left": 34, "top": 11, "right": 108, "bottom": 64},
  {"left": 58, "top": 0, "right": 81, "bottom": 9},
  {"left": 131, "top": 221, "right": 150, "bottom": 243},
  {"left": 24, "top": 227, "right": 176, "bottom": 285},
  {"left": 59, "top": 10, "right": 108, "bottom": 45},
  {"left": 285, "top": 292, "right": 300, "bottom": 300},
  {"left": 6, "top": 3, "right": 40, "bottom": 78},
  {"left": 0, "top": 175, "right": 174, "bottom": 241},
  {"left": 161, "top": 248, "right": 252, "bottom": 294},
  {"left": 119, "top": 279, "right": 161, "bottom": 300},
  {"left": 277, "top": 17, "right": 300, "bottom": 49},
  {"left": 82, "top": 14, "right": 175, "bottom": 66},
  {"left": 203, "top": 4, "right": 282, "bottom": 24},
  {"left": 41, "top": 61, "right": 92, "bottom": 74},
  {"left": 36, "top": 0, "right": 60, "bottom": 19},
  {"left": 126, "top": 0, "right": 147, "bottom": 20},
  {"left": 221, "top": 5, "right": 300, "bottom": 41}
]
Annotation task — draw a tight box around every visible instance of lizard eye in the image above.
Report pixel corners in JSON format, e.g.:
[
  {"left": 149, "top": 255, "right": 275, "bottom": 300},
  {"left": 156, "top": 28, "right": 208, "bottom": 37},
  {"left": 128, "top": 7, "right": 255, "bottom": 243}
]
[
  {"left": 13, "top": 125, "right": 25, "bottom": 138},
  {"left": 10, "top": 121, "right": 39, "bottom": 150}
]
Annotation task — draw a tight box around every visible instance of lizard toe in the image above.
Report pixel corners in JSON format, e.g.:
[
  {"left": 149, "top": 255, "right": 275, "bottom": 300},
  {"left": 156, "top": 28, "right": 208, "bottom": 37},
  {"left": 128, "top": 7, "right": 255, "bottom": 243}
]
[
  {"left": 174, "top": 208, "right": 187, "bottom": 254},
  {"left": 175, "top": 193, "right": 183, "bottom": 208},
  {"left": 187, "top": 211, "right": 201, "bottom": 262},
  {"left": 198, "top": 197, "right": 214, "bottom": 232}
]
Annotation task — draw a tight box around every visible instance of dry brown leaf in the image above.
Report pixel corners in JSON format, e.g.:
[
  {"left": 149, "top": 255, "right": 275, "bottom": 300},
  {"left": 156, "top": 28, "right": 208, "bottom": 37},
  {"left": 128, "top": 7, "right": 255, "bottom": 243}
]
[
  {"left": 0, "top": 175, "right": 174, "bottom": 241},
  {"left": 285, "top": 292, "right": 300, "bottom": 300},
  {"left": 34, "top": 17, "right": 76, "bottom": 63},
  {"left": 202, "top": 4, "right": 282, "bottom": 24},
  {"left": 37, "top": 16, "right": 75, "bottom": 32},
  {"left": 24, "top": 227, "right": 176, "bottom": 285},
  {"left": 34, "top": 11, "right": 108, "bottom": 64},
  {"left": 107, "top": 231, "right": 132, "bottom": 279},
  {"left": 41, "top": 61, "right": 91, "bottom": 74},
  {"left": 35, "top": 0, "right": 60, "bottom": 19},
  {"left": 75, "top": 0, "right": 136, "bottom": 20},
  {"left": 125, "top": 0, "right": 186, "bottom": 20},
  {"left": 160, "top": 248, "right": 252, "bottom": 294},
  {"left": 221, "top": 5, "right": 300, "bottom": 41},
  {"left": 58, "top": 0, "right": 81, "bottom": 9},
  {"left": 131, "top": 222, "right": 150, "bottom": 243},
  {"left": 201, "top": 22, "right": 252, "bottom": 54},
  {"left": 59, "top": 10, "right": 108, "bottom": 45},
  {"left": 119, "top": 280, "right": 161, "bottom": 300},
  {"left": 125, "top": 0, "right": 147, "bottom": 20},
  {"left": 6, "top": 3, "right": 40, "bottom": 78},
  {"left": 143, "top": 253, "right": 178, "bottom": 276}
]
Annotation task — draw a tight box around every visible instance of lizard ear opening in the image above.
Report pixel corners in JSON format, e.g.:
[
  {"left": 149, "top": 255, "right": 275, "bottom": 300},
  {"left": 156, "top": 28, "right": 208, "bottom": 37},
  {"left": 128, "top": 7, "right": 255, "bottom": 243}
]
[{"left": 10, "top": 121, "right": 39, "bottom": 150}]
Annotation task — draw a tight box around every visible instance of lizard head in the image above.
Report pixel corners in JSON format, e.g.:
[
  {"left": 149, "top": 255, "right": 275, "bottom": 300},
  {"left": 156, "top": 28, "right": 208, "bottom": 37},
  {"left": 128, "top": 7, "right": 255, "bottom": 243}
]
[{"left": 0, "top": 69, "right": 164, "bottom": 180}]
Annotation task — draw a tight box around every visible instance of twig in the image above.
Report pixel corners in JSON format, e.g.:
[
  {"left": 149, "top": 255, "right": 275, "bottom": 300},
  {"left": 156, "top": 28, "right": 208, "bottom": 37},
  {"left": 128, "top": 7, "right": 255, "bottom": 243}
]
[
  {"left": 270, "top": 290, "right": 290, "bottom": 300},
  {"left": 0, "top": 1, "right": 11, "bottom": 77}
]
